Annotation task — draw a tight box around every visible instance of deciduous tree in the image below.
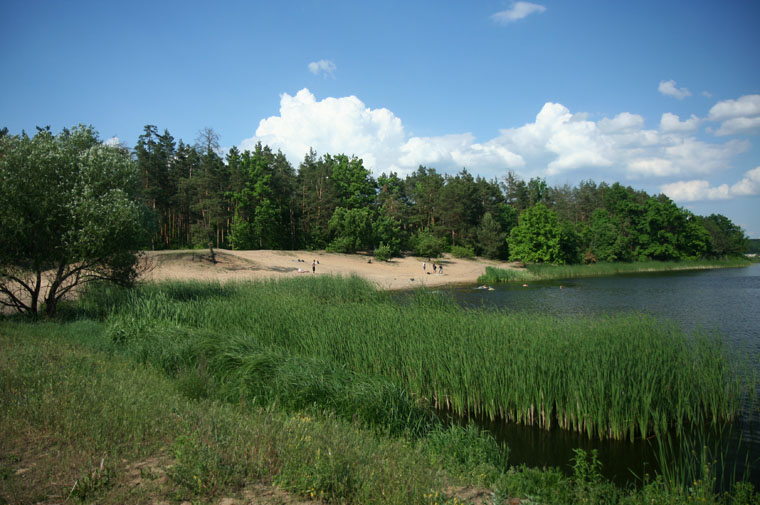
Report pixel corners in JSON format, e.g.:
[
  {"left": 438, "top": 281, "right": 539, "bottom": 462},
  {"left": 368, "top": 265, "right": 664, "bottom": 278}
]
[{"left": 0, "top": 125, "right": 148, "bottom": 316}]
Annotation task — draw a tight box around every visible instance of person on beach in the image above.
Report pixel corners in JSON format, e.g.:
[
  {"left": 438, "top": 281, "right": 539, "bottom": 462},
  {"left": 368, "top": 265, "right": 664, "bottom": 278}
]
[
  {"left": 433, "top": 263, "right": 437, "bottom": 273},
  {"left": 438, "top": 264, "right": 443, "bottom": 275},
  {"left": 312, "top": 259, "right": 316, "bottom": 273},
  {"left": 423, "top": 261, "right": 426, "bottom": 272}
]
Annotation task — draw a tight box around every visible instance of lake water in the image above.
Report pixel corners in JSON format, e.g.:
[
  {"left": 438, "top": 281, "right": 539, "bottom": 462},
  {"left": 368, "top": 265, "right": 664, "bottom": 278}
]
[{"left": 442, "top": 263, "right": 760, "bottom": 486}]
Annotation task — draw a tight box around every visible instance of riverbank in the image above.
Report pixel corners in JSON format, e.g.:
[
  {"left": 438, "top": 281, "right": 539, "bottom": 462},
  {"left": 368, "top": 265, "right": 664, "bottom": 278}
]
[
  {"left": 477, "top": 258, "right": 752, "bottom": 284},
  {"left": 142, "top": 249, "right": 518, "bottom": 290}
]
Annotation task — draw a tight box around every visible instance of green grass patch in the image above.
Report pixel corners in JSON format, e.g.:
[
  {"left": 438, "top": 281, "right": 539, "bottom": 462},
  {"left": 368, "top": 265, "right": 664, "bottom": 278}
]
[{"left": 479, "top": 258, "right": 752, "bottom": 283}]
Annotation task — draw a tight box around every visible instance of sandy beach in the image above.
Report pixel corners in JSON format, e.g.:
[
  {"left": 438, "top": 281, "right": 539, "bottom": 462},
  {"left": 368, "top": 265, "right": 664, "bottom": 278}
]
[{"left": 143, "top": 249, "right": 517, "bottom": 290}]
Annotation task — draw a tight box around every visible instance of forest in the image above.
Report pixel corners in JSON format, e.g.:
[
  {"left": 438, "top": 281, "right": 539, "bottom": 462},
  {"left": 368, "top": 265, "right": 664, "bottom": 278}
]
[{"left": 130, "top": 125, "right": 748, "bottom": 264}]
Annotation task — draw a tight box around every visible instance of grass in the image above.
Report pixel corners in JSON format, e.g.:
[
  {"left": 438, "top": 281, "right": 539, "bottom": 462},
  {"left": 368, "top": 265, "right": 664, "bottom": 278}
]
[
  {"left": 478, "top": 258, "right": 752, "bottom": 284},
  {"left": 3, "top": 323, "right": 758, "bottom": 504},
  {"left": 85, "top": 276, "right": 746, "bottom": 442},
  {"left": 0, "top": 325, "right": 498, "bottom": 504},
  {"left": 3, "top": 274, "right": 760, "bottom": 504}
]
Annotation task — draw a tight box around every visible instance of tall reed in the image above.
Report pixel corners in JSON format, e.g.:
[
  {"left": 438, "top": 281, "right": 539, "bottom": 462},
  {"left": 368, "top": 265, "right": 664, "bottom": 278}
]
[{"left": 86, "top": 276, "right": 745, "bottom": 441}]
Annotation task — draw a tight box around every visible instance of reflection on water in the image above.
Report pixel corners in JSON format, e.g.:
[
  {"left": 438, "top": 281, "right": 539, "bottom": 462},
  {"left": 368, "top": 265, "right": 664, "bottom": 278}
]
[{"left": 440, "top": 263, "right": 760, "bottom": 485}]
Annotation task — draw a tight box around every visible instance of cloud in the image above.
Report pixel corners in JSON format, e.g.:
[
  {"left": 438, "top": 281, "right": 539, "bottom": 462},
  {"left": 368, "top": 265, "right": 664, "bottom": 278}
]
[
  {"left": 658, "top": 80, "right": 692, "bottom": 100},
  {"left": 241, "top": 89, "right": 406, "bottom": 173},
  {"left": 660, "top": 112, "right": 701, "bottom": 133},
  {"left": 661, "top": 166, "right": 760, "bottom": 201},
  {"left": 308, "top": 59, "right": 336, "bottom": 77},
  {"left": 491, "top": 2, "right": 546, "bottom": 24},
  {"left": 240, "top": 88, "right": 749, "bottom": 182},
  {"left": 104, "top": 136, "right": 121, "bottom": 147},
  {"left": 708, "top": 94, "right": 760, "bottom": 136},
  {"left": 399, "top": 134, "right": 524, "bottom": 170}
]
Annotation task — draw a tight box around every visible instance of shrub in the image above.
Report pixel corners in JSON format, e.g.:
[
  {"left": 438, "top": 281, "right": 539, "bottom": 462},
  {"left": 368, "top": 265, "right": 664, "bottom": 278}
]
[
  {"left": 450, "top": 245, "right": 475, "bottom": 259},
  {"left": 373, "top": 243, "right": 393, "bottom": 262},
  {"left": 411, "top": 230, "right": 445, "bottom": 258}
]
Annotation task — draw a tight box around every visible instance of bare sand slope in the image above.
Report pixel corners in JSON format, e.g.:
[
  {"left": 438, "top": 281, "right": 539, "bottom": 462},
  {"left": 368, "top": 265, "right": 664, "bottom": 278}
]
[{"left": 143, "top": 249, "right": 517, "bottom": 290}]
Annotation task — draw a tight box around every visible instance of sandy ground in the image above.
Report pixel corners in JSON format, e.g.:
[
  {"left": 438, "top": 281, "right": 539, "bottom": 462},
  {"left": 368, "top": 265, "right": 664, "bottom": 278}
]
[{"left": 142, "top": 249, "right": 517, "bottom": 290}]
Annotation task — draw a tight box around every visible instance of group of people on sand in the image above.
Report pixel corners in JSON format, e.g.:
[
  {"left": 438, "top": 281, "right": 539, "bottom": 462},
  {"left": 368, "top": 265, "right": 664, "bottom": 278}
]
[
  {"left": 421, "top": 260, "right": 444, "bottom": 275},
  {"left": 295, "top": 259, "right": 319, "bottom": 274}
]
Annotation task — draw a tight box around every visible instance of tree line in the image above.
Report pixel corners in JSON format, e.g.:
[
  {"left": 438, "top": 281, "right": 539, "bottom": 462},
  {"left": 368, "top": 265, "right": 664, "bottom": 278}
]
[
  {"left": 0, "top": 124, "right": 748, "bottom": 315},
  {"left": 133, "top": 125, "right": 748, "bottom": 263}
]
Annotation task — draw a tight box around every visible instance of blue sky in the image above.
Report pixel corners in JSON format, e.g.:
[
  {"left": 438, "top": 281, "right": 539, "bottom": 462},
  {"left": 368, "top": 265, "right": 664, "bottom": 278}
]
[{"left": 2, "top": 0, "right": 759, "bottom": 236}]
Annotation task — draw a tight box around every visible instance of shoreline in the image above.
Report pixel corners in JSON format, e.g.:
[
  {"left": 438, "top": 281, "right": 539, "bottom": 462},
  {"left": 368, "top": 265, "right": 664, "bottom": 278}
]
[{"left": 478, "top": 258, "right": 752, "bottom": 283}]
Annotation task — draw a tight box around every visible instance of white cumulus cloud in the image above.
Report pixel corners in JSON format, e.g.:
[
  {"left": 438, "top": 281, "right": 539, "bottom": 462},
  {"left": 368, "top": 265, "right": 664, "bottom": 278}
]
[
  {"left": 241, "top": 89, "right": 405, "bottom": 173},
  {"left": 660, "top": 112, "right": 701, "bottom": 133},
  {"left": 658, "top": 80, "right": 692, "bottom": 100},
  {"left": 661, "top": 166, "right": 760, "bottom": 201},
  {"left": 239, "top": 89, "right": 750, "bottom": 182},
  {"left": 491, "top": 2, "right": 546, "bottom": 24},
  {"left": 709, "top": 95, "right": 760, "bottom": 136},
  {"left": 308, "top": 59, "right": 336, "bottom": 77}
]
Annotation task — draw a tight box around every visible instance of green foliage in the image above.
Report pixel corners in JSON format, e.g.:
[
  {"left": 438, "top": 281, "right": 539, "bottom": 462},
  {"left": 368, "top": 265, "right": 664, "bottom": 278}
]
[
  {"left": 68, "top": 458, "right": 114, "bottom": 502},
  {"left": 329, "top": 154, "right": 376, "bottom": 209},
  {"left": 571, "top": 449, "right": 620, "bottom": 504},
  {"left": 425, "top": 424, "right": 508, "bottom": 482},
  {"left": 228, "top": 144, "right": 284, "bottom": 249},
  {"left": 701, "top": 214, "right": 749, "bottom": 257},
  {"left": 450, "top": 245, "right": 476, "bottom": 259},
  {"left": 327, "top": 207, "right": 374, "bottom": 253},
  {"left": 411, "top": 229, "right": 446, "bottom": 258},
  {"left": 588, "top": 209, "right": 627, "bottom": 262},
  {"left": 508, "top": 203, "right": 578, "bottom": 264},
  {"left": 373, "top": 243, "right": 393, "bottom": 262},
  {"left": 91, "top": 277, "right": 743, "bottom": 443},
  {"left": 373, "top": 206, "right": 404, "bottom": 256},
  {"left": 747, "top": 239, "right": 760, "bottom": 254},
  {"left": 0, "top": 125, "right": 148, "bottom": 316},
  {"left": 477, "top": 211, "right": 508, "bottom": 259}
]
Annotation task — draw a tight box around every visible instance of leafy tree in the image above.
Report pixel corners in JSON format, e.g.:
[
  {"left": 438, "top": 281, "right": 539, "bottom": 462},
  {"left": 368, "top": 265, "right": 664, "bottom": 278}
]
[
  {"left": 508, "top": 203, "right": 578, "bottom": 264},
  {"left": 329, "top": 154, "right": 376, "bottom": 209},
  {"left": 326, "top": 207, "right": 374, "bottom": 253},
  {"left": 700, "top": 214, "right": 748, "bottom": 257},
  {"left": 633, "top": 196, "right": 710, "bottom": 261},
  {"left": 0, "top": 125, "right": 148, "bottom": 316},
  {"left": 411, "top": 229, "right": 446, "bottom": 258},
  {"left": 373, "top": 206, "right": 404, "bottom": 257},
  {"left": 588, "top": 209, "right": 627, "bottom": 262},
  {"left": 229, "top": 145, "right": 280, "bottom": 249}
]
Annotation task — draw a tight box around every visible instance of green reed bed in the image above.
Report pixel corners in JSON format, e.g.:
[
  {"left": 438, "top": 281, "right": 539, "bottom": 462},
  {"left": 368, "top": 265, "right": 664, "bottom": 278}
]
[
  {"left": 478, "top": 258, "right": 752, "bottom": 284},
  {"left": 87, "top": 276, "right": 745, "bottom": 443}
]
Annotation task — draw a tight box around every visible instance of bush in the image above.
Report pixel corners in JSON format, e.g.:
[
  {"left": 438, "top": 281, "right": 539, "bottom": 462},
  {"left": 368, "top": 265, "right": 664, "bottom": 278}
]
[
  {"left": 450, "top": 245, "right": 475, "bottom": 259},
  {"left": 411, "top": 230, "right": 445, "bottom": 258},
  {"left": 373, "top": 243, "right": 392, "bottom": 262}
]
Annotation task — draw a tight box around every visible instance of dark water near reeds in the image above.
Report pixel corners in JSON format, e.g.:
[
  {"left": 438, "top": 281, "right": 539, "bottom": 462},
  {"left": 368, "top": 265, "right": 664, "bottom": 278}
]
[{"left": 445, "top": 263, "right": 760, "bottom": 486}]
